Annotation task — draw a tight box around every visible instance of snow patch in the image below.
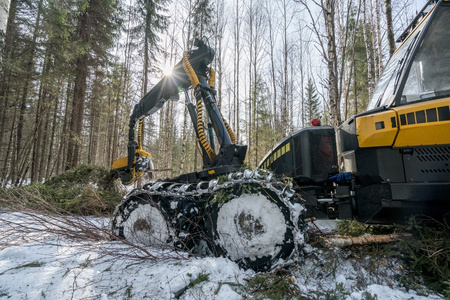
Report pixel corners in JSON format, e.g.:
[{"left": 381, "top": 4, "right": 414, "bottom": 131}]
[
  {"left": 0, "top": 212, "right": 443, "bottom": 299},
  {"left": 349, "top": 284, "right": 439, "bottom": 300}
]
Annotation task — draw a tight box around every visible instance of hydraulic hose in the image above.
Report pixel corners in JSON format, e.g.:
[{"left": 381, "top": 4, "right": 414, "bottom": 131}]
[
  {"left": 182, "top": 52, "right": 216, "bottom": 161},
  {"left": 221, "top": 114, "right": 236, "bottom": 144},
  {"left": 137, "top": 120, "right": 144, "bottom": 150},
  {"left": 196, "top": 94, "right": 216, "bottom": 161},
  {"left": 182, "top": 52, "right": 200, "bottom": 89},
  {"left": 208, "top": 67, "right": 215, "bottom": 89}
]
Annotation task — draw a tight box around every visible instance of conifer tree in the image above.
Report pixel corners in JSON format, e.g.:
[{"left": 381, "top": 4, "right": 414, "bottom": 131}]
[
  {"left": 192, "top": 0, "right": 214, "bottom": 39},
  {"left": 305, "top": 78, "right": 321, "bottom": 122}
]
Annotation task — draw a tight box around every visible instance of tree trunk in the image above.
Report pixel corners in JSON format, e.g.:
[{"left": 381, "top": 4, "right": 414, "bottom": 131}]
[
  {"left": 13, "top": 0, "right": 43, "bottom": 185},
  {"left": 297, "top": 21, "right": 306, "bottom": 128},
  {"left": 234, "top": 0, "right": 241, "bottom": 143},
  {"left": 375, "top": 0, "right": 383, "bottom": 77},
  {"left": 247, "top": 0, "right": 253, "bottom": 162},
  {"left": 0, "top": 0, "right": 13, "bottom": 160},
  {"left": 38, "top": 94, "right": 51, "bottom": 181},
  {"left": 3, "top": 95, "right": 17, "bottom": 185},
  {"left": 214, "top": 0, "right": 225, "bottom": 109},
  {"left": 282, "top": 0, "right": 289, "bottom": 136},
  {"left": 31, "top": 84, "right": 46, "bottom": 183},
  {"left": 363, "top": 0, "right": 375, "bottom": 98},
  {"left": 289, "top": 53, "right": 294, "bottom": 133},
  {"left": 66, "top": 5, "right": 90, "bottom": 170},
  {"left": 354, "top": 61, "right": 358, "bottom": 115},
  {"left": 66, "top": 53, "right": 88, "bottom": 170},
  {"left": 384, "top": 0, "right": 395, "bottom": 56},
  {"left": 45, "top": 85, "right": 60, "bottom": 180},
  {"left": 265, "top": 2, "right": 277, "bottom": 135},
  {"left": 31, "top": 43, "right": 51, "bottom": 183},
  {"left": 322, "top": 0, "right": 341, "bottom": 127},
  {"left": 60, "top": 80, "right": 72, "bottom": 174}
]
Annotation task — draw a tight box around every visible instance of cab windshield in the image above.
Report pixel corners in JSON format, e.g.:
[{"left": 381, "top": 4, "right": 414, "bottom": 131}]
[
  {"left": 367, "top": 15, "right": 426, "bottom": 110},
  {"left": 400, "top": 6, "right": 450, "bottom": 104}
]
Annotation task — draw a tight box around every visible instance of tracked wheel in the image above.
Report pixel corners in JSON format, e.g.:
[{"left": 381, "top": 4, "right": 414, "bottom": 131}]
[
  {"left": 111, "top": 191, "right": 174, "bottom": 246},
  {"left": 204, "top": 174, "right": 305, "bottom": 271}
]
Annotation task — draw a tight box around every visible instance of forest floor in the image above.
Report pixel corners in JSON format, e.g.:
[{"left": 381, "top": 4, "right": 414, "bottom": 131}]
[{"left": 0, "top": 212, "right": 444, "bottom": 300}]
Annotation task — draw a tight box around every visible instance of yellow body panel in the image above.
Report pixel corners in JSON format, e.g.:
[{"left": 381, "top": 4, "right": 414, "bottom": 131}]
[
  {"left": 111, "top": 149, "right": 152, "bottom": 184},
  {"left": 111, "top": 150, "right": 152, "bottom": 170},
  {"left": 111, "top": 156, "right": 129, "bottom": 169},
  {"left": 392, "top": 98, "right": 450, "bottom": 147},
  {"left": 356, "top": 98, "right": 450, "bottom": 148},
  {"left": 356, "top": 110, "right": 398, "bottom": 148}
]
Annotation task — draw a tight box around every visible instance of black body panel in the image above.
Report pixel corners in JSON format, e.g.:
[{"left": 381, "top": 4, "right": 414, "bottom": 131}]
[{"left": 259, "top": 126, "right": 339, "bottom": 184}]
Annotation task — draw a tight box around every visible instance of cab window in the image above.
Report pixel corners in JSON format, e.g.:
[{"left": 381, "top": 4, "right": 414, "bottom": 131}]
[
  {"left": 400, "top": 7, "right": 450, "bottom": 104},
  {"left": 367, "top": 11, "right": 428, "bottom": 110}
]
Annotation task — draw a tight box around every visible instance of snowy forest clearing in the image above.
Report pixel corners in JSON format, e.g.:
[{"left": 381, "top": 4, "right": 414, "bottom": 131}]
[{"left": 0, "top": 212, "right": 443, "bottom": 300}]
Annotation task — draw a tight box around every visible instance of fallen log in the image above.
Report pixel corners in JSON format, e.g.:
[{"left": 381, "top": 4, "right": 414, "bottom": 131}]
[{"left": 320, "top": 233, "right": 412, "bottom": 248}]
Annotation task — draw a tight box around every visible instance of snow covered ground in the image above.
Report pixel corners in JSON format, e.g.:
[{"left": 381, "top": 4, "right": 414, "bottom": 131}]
[{"left": 0, "top": 212, "right": 443, "bottom": 299}]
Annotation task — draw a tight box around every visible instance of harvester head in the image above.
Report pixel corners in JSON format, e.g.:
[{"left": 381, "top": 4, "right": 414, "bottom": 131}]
[{"left": 110, "top": 149, "right": 153, "bottom": 185}]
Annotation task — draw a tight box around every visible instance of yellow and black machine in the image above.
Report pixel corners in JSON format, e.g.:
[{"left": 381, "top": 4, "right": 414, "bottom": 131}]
[
  {"left": 260, "top": 0, "right": 450, "bottom": 224},
  {"left": 110, "top": 0, "right": 449, "bottom": 270},
  {"left": 337, "top": 0, "right": 450, "bottom": 222},
  {"left": 111, "top": 39, "right": 301, "bottom": 271}
]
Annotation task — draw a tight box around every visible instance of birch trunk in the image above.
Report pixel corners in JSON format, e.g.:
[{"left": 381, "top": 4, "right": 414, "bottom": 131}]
[
  {"left": 384, "top": 0, "right": 395, "bottom": 56},
  {"left": 322, "top": 0, "right": 341, "bottom": 127},
  {"left": 363, "top": 0, "right": 375, "bottom": 98}
]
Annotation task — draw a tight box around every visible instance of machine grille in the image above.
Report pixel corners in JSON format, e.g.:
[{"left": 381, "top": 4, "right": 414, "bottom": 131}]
[
  {"left": 416, "top": 147, "right": 450, "bottom": 162},
  {"left": 415, "top": 146, "right": 450, "bottom": 174}
]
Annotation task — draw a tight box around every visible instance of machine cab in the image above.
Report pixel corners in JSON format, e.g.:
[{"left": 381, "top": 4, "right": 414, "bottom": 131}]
[
  {"left": 369, "top": 0, "right": 450, "bottom": 110},
  {"left": 336, "top": 0, "right": 450, "bottom": 223}
]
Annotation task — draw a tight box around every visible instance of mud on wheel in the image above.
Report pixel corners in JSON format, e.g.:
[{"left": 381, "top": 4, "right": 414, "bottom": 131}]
[{"left": 203, "top": 171, "right": 306, "bottom": 271}]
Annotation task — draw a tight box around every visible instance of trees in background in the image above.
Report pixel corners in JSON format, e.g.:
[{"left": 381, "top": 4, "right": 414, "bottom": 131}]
[
  {"left": 0, "top": 0, "right": 418, "bottom": 185},
  {"left": 66, "top": 0, "right": 120, "bottom": 171},
  {"left": 0, "top": 0, "right": 122, "bottom": 185}
]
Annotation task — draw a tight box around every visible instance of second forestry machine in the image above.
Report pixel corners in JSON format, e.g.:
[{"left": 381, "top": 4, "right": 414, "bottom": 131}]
[{"left": 111, "top": 0, "right": 450, "bottom": 270}]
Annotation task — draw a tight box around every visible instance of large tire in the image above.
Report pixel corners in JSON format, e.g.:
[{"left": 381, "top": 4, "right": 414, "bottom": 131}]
[
  {"left": 111, "top": 191, "right": 174, "bottom": 247},
  {"left": 204, "top": 182, "right": 301, "bottom": 271}
]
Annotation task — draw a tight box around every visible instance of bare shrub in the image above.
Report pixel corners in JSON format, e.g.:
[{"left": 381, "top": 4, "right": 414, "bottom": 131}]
[{"left": 0, "top": 188, "right": 187, "bottom": 262}]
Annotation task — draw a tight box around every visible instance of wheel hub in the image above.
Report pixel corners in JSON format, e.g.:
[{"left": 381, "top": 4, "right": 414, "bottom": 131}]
[
  {"left": 133, "top": 218, "right": 152, "bottom": 233},
  {"left": 122, "top": 203, "right": 171, "bottom": 246},
  {"left": 236, "top": 212, "right": 264, "bottom": 239},
  {"left": 216, "top": 193, "right": 287, "bottom": 261}
]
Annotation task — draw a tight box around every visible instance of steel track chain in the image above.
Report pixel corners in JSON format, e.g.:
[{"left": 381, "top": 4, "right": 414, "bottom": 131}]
[{"left": 111, "top": 169, "right": 307, "bottom": 260}]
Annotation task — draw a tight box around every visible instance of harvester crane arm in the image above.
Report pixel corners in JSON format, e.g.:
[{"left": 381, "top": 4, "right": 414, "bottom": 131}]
[{"left": 111, "top": 38, "right": 246, "bottom": 184}]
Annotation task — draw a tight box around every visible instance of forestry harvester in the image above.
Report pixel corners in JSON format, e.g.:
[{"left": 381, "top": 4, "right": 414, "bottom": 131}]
[{"left": 110, "top": 0, "right": 450, "bottom": 270}]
